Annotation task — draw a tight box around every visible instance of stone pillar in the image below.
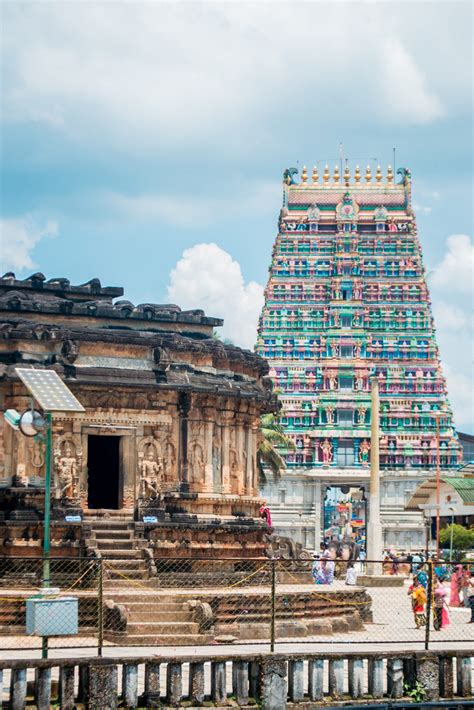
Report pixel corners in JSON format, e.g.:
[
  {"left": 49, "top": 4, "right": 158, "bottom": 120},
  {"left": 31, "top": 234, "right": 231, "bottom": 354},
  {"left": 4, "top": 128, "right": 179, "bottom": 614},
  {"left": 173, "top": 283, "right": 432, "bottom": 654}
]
[
  {"left": 249, "top": 660, "right": 260, "bottom": 700},
  {"left": 331, "top": 438, "right": 338, "bottom": 466},
  {"left": 144, "top": 662, "right": 160, "bottom": 703},
  {"left": 232, "top": 660, "right": 249, "bottom": 706},
  {"left": 416, "top": 655, "right": 439, "bottom": 701},
  {"left": 236, "top": 423, "right": 245, "bottom": 494},
  {"left": 189, "top": 662, "right": 205, "bottom": 704},
  {"left": 308, "top": 659, "right": 324, "bottom": 701},
  {"left": 221, "top": 426, "right": 231, "bottom": 493},
  {"left": 368, "top": 658, "right": 384, "bottom": 698},
  {"left": 245, "top": 426, "right": 253, "bottom": 494},
  {"left": 36, "top": 667, "right": 51, "bottom": 710},
  {"left": 88, "top": 663, "right": 118, "bottom": 710},
  {"left": 439, "top": 656, "right": 454, "bottom": 698},
  {"left": 59, "top": 665, "right": 76, "bottom": 710},
  {"left": 166, "top": 662, "right": 182, "bottom": 706},
  {"left": 211, "top": 661, "right": 227, "bottom": 704},
  {"left": 203, "top": 420, "right": 214, "bottom": 493},
  {"left": 11, "top": 668, "right": 27, "bottom": 710},
  {"left": 259, "top": 658, "right": 287, "bottom": 710},
  {"left": 387, "top": 658, "right": 403, "bottom": 698},
  {"left": 122, "top": 663, "right": 138, "bottom": 708},
  {"left": 456, "top": 656, "right": 472, "bottom": 697},
  {"left": 177, "top": 393, "right": 191, "bottom": 494},
  {"left": 353, "top": 438, "right": 360, "bottom": 466},
  {"left": 348, "top": 658, "right": 364, "bottom": 699},
  {"left": 78, "top": 665, "right": 89, "bottom": 704},
  {"left": 367, "top": 376, "right": 383, "bottom": 574},
  {"left": 288, "top": 659, "right": 304, "bottom": 702},
  {"left": 328, "top": 659, "right": 344, "bottom": 698}
]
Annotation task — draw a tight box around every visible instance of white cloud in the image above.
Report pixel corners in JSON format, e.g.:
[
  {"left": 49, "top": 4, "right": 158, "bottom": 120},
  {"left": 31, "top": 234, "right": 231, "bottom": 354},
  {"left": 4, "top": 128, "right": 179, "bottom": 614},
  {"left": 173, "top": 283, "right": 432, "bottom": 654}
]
[
  {"left": 166, "top": 243, "right": 263, "bottom": 350},
  {"left": 0, "top": 217, "right": 58, "bottom": 272},
  {"left": 412, "top": 202, "right": 432, "bottom": 215},
  {"left": 431, "top": 234, "right": 474, "bottom": 294},
  {"left": 429, "top": 234, "right": 474, "bottom": 429}
]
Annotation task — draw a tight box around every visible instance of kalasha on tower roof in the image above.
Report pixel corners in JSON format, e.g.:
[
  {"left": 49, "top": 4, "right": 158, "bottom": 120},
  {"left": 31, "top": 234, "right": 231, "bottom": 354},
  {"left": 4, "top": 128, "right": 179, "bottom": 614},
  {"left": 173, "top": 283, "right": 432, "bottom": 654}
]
[{"left": 257, "top": 164, "right": 462, "bottom": 473}]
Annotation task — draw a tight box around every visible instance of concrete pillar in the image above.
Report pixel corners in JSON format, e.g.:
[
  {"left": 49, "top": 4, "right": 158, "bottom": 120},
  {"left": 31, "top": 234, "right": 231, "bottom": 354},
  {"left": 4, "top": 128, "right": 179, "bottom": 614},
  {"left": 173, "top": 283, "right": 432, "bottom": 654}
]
[
  {"left": 222, "top": 426, "right": 231, "bottom": 493},
  {"left": 88, "top": 663, "right": 118, "bottom": 710},
  {"left": 456, "top": 656, "right": 472, "bottom": 697},
  {"left": 308, "top": 658, "right": 324, "bottom": 701},
  {"left": 11, "top": 668, "right": 27, "bottom": 710},
  {"left": 313, "top": 479, "right": 322, "bottom": 551},
  {"left": 189, "top": 662, "right": 205, "bottom": 704},
  {"left": 439, "top": 656, "right": 454, "bottom": 698},
  {"left": 368, "top": 658, "right": 384, "bottom": 698},
  {"left": 144, "top": 662, "right": 160, "bottom": 698},
  {"left": 348, "top": 658, "right": 364, "bottom": 699},
  {"left": 203, "top": 421, "right": 214, "bottom": 492},
  {"left": 416, "top": 655, "right": 439, "bottom": 701},
  {"left": 259, "top": 658, "right": 287, "bottom": 710},
  {"left": 387, "top": 658, "right": 403, "bottom": 698},
  {"left": 166, "top": 662, "right": 182, "bottom": 706},
  {"left": 211, "top": 661, "right": 226, "bottom": 704},
  {"left": 232, "top": 660, "right": 249, "bottom": 706},
  {"left": 367, "top": 376, "right": 383, "bottom": 574},
  {"left": 36, "top": 667, "right": 51, "bottom": 710},
  {"left": 122, "top": 663, "right": 138, "bottom": 708},
  {"left": 328, "top": 659, "right": 344, "bottom": 699},
  {"left": 288, "top": 659, "right": 304, "bottom": 702},
  {"left": 59, "top": 665, "right": 76, "bottom": 710}
]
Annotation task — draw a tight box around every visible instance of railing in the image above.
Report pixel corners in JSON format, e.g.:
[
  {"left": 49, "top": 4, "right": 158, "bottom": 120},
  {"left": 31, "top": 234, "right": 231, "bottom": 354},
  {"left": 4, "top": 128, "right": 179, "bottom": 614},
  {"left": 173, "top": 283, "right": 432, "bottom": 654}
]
[{"left": 1, "top": 650, "right": 472, "bottom": 708}]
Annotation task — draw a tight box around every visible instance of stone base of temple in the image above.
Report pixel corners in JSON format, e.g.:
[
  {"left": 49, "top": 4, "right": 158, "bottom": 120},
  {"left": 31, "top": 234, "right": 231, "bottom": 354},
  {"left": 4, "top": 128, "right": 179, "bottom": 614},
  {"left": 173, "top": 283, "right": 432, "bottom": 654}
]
[{"left": 356, "top": 574, "right": 404, "bottom": 587}]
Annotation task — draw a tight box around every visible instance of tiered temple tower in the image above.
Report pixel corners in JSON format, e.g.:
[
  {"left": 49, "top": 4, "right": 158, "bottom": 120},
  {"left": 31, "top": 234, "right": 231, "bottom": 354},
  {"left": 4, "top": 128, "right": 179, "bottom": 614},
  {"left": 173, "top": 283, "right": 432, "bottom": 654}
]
[{"left": 257, "top": 163, "right": 462, "bottom": 552}]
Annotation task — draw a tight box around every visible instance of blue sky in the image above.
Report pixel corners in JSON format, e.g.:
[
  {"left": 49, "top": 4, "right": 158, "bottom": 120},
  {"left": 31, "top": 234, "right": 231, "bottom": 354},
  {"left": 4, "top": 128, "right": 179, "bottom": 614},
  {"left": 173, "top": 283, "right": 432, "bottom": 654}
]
[{"left": 1, "top": 1, "right": 473, "bottom": 430}]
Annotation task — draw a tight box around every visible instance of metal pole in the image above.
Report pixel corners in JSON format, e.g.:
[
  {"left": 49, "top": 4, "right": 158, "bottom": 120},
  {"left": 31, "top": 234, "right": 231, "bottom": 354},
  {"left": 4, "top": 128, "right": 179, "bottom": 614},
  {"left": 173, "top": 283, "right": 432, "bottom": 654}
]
[
  {"left": 97, "top": 558, "right": 104, "bottom": 657},
  {"left": 425, "top": 561, "right": 433, "bottom": 650},
  {"left": 449, "top": 513, "right": 454, "bottom": 562},
  {"left": 367, "top": 376, "right": 382, "bottom": 574},
  {"left": 435, "top": 415, "right": 441, "bottom": 561},
  {"left": 42, "top": 411, "right": 52, "bottom": 660},
  {"left": 270, "top": 560, "right": 276, "bottom": 652}
]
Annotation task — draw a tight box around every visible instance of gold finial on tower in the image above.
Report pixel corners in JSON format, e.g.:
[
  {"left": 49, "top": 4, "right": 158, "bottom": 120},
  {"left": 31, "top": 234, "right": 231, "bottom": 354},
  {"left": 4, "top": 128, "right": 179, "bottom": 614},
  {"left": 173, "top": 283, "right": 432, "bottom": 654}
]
[
  {"left": 301, "top": 166, "right": 308, "bottom": 184},
  {"left": 323, "top": 164, "right": 330, "bottom": 184},
  {"left": 333, "top": 164, "right": 340, "bottom": 184},
  {"left": 365, "top": 165, "right": 372, "bottom": 183},
  {"left": 376, "top": 165, "right": 382, "bottom": 183},
  {"left": 354, "top": 165, "right": 361, "bottom": 183},
  {"left": 344, "top": 164, "right": 350, "bottom": 186},
  {"left": 387, "top": 165, "right": 394, "bottom": 183},
  {"left": 312, "top": 166, "right": 319, "bottom": 184}
]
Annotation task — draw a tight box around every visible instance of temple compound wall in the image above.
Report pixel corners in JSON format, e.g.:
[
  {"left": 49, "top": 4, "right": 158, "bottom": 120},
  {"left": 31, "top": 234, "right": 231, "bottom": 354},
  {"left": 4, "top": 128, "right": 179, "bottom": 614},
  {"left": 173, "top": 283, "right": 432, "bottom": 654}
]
[
  {"left": 257, "top": 164, "right": 462, "bottom": 552},
  {"left": 0, "top": 273, "right": 278, "bottom": 557}
]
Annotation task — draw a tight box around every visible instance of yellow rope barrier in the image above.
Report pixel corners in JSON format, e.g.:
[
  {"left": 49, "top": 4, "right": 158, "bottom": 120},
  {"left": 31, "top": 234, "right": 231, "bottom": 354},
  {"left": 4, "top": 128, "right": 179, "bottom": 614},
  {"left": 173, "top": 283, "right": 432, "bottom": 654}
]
[{"left": 278, "top": 562, "right": 371, "bottom": 607}]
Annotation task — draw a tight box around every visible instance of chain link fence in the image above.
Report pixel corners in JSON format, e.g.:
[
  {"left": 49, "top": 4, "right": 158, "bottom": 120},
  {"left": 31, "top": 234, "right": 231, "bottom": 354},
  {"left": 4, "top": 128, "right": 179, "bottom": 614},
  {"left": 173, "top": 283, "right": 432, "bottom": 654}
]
[{"left": 0, "top": 556, "right": 472, "bottom": 654}]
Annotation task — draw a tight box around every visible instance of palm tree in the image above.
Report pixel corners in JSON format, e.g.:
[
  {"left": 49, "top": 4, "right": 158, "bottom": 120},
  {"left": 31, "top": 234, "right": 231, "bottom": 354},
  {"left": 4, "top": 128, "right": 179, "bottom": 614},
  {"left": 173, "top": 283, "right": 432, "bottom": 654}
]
[{"left": 257, "top": 413, "right": 295, "bottom": 484}]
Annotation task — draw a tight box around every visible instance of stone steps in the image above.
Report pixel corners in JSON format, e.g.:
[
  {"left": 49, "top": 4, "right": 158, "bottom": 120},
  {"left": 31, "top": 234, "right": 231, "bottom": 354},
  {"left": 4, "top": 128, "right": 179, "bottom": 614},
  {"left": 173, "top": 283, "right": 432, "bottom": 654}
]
[
  {"left": 99, "top": 548, "right": 137, "bottom": 557},
  {"left": 121, "top": 602, "right": 187, "bottom": 612},
  {"left": 116, "top": 633, "right": 214, "bottom": 646},
  {"left": 127, "top": 610, "right": 191, "bottom": 622},
  {"left": 95, "top": 529, "right": 132, "bottom": 539},
  {"left": 126, "top": 621, "right": 199, "bottom": 635}
]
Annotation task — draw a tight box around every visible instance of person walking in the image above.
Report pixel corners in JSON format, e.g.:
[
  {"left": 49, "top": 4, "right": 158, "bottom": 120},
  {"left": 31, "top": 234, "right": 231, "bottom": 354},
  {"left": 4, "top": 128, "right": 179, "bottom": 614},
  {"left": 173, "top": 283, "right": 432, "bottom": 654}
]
[
  {"left": 433, "top": 576, "right": 450, "bottom": 630},
  {"left": 408, "top": 577, "right": 427, "bottom": 629},
  {"left": 450, "top": 564, "right": 463, "bottom": 607}
]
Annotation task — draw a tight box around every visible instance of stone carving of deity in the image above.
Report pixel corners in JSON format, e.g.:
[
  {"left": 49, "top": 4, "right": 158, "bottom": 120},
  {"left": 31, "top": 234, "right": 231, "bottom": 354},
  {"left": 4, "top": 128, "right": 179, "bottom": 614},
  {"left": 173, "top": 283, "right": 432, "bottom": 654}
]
[
  {"left": 190, "top": 442, "right": 205, "bottom": 483},
  {"left": 359, "top": 440, "right": 370, "bottom": 465},
  {"left": 328, "top": 374, "right": 337, "bottom": 391},
  {"left": 164, "top": 439, "right": 176, "bottom": 481},
  {"left": 332, "top": 341, "right": 340, "bottom": 357},
  {"left": 56, "top": 442, "right": 78, "bottom": 499},
  {"left": 333, "top": 311, "right": 340, "bottom": 327},
  {"left": 333, "top": 281, "right": 342, "bottom": 300},
  {"left": 140, "top": 445, "right": 162, "bottom": 498},
  {"left": 320, "top": 439, "right": 333, "bottom": 464},
  {"left": 358, "top": 405, "right": 367, "bottom": 424},
  {"left": 354, "top": 340, "right": 362, "bottom": 358},
  {"left": 325, "top": 406, "right": 335, "bottom": 425},
  {"left": 352, "top": 280, "right": 362, "bottom": 300}
]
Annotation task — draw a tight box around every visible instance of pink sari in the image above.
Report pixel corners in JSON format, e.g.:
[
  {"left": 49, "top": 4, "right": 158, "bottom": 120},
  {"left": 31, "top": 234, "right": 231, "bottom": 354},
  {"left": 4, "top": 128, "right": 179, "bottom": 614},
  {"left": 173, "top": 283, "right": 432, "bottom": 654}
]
[{"left": 450, "top": 569, "right": 462, "bottom": 607}]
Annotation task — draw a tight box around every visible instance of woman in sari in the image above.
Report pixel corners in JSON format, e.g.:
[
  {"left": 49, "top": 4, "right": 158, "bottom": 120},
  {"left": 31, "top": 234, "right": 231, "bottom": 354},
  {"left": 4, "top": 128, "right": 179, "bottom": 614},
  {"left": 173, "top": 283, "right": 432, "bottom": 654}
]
[
  {"left": 450, "top": 565, "right": 463, "bottom": 607},
  {"left": 434, "top": 576, "right": 450, "bottom": 630},
  {"left": 408, "top": 577, "right": 426, "bottom": 629}
]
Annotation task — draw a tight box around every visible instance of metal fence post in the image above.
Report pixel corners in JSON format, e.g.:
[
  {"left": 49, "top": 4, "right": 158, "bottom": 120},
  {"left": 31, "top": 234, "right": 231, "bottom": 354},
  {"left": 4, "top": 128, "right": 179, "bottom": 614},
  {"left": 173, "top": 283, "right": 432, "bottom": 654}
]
[
  {"left": 97, "top": 558, "right": 104, "bottom": 657},
  {"left": 270, "top": 559, "right": 276, "bottom": 652},
  {"left": 425, "top": 560, "right": 433, "bottom": 650}
]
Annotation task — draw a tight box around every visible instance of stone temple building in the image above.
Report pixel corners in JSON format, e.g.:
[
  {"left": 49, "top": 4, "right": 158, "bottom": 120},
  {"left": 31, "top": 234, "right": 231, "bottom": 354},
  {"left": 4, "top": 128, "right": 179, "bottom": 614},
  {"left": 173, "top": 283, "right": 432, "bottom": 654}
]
[
  {"left": 257, "top": 164, "right": 462, "bottom": 552},
  {"left": 0, "top": 272, "right": 278, "bottom": 560}
]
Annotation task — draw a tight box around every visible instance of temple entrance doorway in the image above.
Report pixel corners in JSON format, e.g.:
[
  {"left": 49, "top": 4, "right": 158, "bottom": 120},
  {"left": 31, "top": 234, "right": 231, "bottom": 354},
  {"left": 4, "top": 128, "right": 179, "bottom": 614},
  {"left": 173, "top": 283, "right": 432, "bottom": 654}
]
[{"left": 87, "top": 435, "right": 121, "bottom": 509}]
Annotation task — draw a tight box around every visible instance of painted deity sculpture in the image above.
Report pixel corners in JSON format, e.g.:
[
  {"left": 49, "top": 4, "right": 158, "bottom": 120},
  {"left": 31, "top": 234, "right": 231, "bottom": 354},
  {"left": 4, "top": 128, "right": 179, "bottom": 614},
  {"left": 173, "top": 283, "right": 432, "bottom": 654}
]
[
  {"left": 320, "top": 439, "right": 333, "bottom": 464},
  {"left": 359, "top": 440, "right": 370, "bottom": 465},
  {"left": 140, "top": 447, "right": 162, "bottom": 498},
  {"left": 56, "top": 443, "right": 78, "bottom": 499}
]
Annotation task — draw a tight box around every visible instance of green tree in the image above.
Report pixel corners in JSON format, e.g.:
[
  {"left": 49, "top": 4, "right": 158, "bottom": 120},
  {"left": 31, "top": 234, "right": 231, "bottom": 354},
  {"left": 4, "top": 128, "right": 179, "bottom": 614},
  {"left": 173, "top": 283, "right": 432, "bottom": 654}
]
[
  {"left": 257, "top": 413, "right": 295, "bottom": 484},
  {"left": 439, "top": 524, "right": 474, "bottom": 552}
]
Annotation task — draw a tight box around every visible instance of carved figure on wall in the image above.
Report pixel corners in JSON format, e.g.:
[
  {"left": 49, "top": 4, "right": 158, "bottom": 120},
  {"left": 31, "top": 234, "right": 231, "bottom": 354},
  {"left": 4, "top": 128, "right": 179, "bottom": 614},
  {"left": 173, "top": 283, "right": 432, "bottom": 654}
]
[
  {"left": 139, "top": 445, "right": 162, "bottom": 498},
  {"left": 325, "top": 406, "right": 335, "bottom": 425},
  {"left": 359, "top": 440, "right": 370, "bottom": 464},
  {"left": 357, "top": 405, "right": 367, "bottom": 424},
  {"left": 354, "top": 340, "right": 362, "bottom": 358},
  {"left": 328, "top": 373, "right": 337, "bottom": 391},
  {"left": 353, "top": 280, "right": 362, "bottom": 300},
  {"left": 55, "top": 442, "right": 78, "bottom": 499},
  {"left": 164, "top": 438, "right": 176, "bottom": 481},
  {"left": 320, "top": 439, "right": 333, "bottom": 464},
  {"left": 190, "top": 442, "right": 205, "bottom": 483}
]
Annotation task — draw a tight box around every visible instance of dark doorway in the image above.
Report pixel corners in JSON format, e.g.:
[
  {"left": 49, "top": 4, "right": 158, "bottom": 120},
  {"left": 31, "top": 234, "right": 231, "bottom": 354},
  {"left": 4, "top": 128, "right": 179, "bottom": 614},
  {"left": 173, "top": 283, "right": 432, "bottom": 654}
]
[{"left": 87, "top": 435, "right": 121, "bottom": 509}]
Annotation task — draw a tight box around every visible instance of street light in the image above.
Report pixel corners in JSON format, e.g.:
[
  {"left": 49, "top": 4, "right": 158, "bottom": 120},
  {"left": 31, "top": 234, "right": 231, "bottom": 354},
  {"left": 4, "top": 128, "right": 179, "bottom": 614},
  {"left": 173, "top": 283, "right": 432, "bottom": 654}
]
[
  {"left": 4, "top": 368, "right": 84, "bottom": 658},
  {"left": 448, "top": 505, "right": 456, "bottom": 562}
]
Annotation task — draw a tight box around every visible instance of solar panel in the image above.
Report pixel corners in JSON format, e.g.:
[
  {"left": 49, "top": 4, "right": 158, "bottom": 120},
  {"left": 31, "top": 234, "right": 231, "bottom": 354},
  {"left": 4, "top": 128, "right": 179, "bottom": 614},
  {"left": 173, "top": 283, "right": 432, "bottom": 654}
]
[{"left": 15, "top": 368, "right": 85, "bottom": 413}]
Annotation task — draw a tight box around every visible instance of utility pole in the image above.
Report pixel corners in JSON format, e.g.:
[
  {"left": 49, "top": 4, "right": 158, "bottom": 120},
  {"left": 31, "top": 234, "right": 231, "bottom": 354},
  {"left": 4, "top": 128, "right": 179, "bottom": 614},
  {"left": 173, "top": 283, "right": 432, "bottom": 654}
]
[
  {"left": 435, "top": 413, "right": 441, "bottom": 561},
  {"left": 367, "top": 376, "right": 383, "bottom": 574}
]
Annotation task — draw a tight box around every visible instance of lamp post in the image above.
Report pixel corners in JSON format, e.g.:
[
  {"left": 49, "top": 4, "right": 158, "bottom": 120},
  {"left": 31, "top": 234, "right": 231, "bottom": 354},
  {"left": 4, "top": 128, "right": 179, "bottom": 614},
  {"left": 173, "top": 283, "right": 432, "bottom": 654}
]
[
  {"left": 448, "top": 505, "right": 456, "bottom": 562},
  {"left": 434, "top": 413, "right": 441, "bottom": 561}
]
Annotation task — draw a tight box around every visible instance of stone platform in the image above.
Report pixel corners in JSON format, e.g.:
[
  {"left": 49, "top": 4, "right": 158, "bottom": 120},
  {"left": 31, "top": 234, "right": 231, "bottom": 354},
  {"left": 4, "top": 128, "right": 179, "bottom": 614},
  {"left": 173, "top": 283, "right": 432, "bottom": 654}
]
[{"left": 356, "top": 574, "right": 405, "bottom": 587}]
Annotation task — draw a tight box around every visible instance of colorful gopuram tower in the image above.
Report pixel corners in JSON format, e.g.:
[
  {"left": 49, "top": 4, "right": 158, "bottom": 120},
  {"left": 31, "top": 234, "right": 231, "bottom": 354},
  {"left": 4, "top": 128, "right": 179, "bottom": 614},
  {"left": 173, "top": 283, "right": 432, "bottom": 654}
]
[{"left": 257, "top": 163, "right": 462, "bottom": 552}]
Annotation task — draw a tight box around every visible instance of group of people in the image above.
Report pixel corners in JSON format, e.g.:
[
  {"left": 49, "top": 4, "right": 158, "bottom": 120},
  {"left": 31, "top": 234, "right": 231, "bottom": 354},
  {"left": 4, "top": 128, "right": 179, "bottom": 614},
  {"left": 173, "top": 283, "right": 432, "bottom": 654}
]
[{"left": 408, "top": 563, "right": 474, "bottom": 630}]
